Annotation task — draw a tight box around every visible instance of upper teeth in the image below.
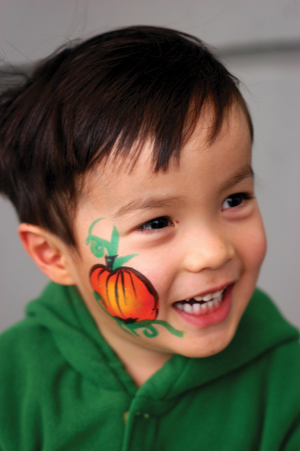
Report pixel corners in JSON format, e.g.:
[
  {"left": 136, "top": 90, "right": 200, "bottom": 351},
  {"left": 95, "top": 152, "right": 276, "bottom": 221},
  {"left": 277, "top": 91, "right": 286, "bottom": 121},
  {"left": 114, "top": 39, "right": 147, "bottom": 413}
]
[
  {"left": 176, "top": 289, "right": 226, "bottom": 314},
  {"left": 188, "top": 289, "right": 224, "bottom": 303}
]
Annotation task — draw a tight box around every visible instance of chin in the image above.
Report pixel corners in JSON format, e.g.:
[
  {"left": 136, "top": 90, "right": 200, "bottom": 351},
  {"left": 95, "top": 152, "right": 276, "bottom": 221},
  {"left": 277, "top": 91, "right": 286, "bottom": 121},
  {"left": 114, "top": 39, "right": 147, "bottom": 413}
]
[{"left": 176, "top": 323, "right": 238, "bottom": 359}]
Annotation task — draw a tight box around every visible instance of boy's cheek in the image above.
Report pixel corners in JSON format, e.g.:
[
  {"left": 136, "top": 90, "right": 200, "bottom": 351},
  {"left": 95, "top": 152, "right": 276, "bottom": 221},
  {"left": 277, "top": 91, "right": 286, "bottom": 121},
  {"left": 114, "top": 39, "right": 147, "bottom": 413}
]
[
  {"left": 234, "top": 212, "right": 267, "bottom": 271},
  {"left": 107, "top": 244, "right": 170, "bottom": 289},
  {"left": 247, "top": 224, "right": 267, "bottom": 270}
]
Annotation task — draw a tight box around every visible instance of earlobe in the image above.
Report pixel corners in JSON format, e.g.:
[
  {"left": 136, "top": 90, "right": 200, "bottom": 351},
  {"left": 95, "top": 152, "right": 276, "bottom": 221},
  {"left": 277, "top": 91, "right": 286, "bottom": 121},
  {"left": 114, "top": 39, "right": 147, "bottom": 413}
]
[{"left": 18, "top": 223, "right": 75, "bottom": 285}]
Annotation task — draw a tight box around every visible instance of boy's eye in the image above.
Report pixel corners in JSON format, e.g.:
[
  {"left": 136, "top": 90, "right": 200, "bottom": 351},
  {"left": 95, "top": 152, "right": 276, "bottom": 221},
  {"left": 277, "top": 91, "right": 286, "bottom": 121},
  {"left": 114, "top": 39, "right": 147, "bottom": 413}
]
[
  {"left": 222, "top": 193, "right": 252, "bottom": 210},
  {"left": 138, "top": 216, "right": 172, "bottom": 230}
]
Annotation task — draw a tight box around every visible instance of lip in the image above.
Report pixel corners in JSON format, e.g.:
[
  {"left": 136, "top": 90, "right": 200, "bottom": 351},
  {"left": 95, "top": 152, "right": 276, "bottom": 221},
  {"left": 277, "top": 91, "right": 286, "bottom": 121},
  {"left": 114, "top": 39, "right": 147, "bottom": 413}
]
[{"left": 173, "top": 284, "right": 233, "bottom": 328}]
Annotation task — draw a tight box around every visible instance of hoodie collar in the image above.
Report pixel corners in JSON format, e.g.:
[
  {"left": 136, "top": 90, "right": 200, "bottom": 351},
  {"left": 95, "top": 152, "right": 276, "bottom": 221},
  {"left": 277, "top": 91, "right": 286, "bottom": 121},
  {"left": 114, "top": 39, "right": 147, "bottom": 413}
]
[{"left": 26, "top": 283, "right": 299, "bottom": 401}]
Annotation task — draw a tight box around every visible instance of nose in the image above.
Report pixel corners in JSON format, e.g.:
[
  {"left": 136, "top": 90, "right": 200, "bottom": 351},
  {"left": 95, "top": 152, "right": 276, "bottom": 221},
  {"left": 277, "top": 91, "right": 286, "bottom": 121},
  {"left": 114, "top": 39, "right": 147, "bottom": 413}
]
[{"left": 182, "top": 226, "right": 235, "bottom": 273}]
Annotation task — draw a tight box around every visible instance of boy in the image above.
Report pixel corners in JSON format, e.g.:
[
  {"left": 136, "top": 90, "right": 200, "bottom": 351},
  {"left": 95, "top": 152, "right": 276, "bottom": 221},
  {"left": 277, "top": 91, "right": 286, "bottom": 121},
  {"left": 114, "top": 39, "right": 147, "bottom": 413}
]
[{"left": 0, "top": 26, "right": 300, "bottom": 450}]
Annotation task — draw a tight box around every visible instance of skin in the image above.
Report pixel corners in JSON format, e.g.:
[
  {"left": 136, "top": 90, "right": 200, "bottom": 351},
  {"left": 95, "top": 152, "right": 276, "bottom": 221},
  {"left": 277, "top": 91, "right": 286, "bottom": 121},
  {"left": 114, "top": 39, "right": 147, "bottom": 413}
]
[{"left": 54, "top": 104, "right": 267, "bottom": 385}]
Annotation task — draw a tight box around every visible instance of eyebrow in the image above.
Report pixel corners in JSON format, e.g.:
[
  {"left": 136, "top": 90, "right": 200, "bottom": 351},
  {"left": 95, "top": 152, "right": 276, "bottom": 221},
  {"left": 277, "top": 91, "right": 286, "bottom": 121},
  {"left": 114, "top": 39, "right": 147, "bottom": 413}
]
[
  {"left": 112, "top": 165, "right": 254, "bottom": 219},
  {"left": 112, "top": 195, "right": 183, "bottom": 219},
  {"left": 218, "top": 164, "right": 254, "bottom": 194}
]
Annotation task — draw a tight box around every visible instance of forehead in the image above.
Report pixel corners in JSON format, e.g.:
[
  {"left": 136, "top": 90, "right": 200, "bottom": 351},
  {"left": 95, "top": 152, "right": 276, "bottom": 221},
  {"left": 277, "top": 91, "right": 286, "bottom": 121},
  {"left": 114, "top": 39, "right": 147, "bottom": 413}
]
[{"left": 80, "top": 104, "right": 252, "bottom": 212}]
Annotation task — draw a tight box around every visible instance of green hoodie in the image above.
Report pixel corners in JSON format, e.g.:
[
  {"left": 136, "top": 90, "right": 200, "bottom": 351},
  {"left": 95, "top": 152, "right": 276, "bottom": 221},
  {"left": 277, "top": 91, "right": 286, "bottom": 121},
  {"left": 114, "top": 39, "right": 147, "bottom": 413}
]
[{"left": 0, "top": 283, "right": 300, "bottom": 450}]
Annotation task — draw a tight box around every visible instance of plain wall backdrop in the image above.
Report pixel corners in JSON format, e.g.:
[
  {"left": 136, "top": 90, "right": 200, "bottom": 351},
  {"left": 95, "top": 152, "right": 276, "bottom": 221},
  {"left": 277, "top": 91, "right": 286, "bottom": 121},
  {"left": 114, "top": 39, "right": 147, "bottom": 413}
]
[{"left": 0, "top": 0, "right": 300, "bottom": 332}]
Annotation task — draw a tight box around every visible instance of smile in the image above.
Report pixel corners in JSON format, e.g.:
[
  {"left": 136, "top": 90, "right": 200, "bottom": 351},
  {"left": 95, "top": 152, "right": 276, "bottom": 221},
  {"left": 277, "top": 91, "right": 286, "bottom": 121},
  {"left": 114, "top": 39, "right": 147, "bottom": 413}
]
[
  {"left": 175, "top": 288, "right": 226, "bottom": 315},
  {"left": 173, "top": 285, "right": 233, "bottom": 327}
]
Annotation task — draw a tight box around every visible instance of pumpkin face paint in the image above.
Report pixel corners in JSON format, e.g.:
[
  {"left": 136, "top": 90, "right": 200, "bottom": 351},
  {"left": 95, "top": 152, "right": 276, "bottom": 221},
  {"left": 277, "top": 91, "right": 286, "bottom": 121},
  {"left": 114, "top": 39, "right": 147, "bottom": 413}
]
[
  {"left": 90, "top": 265, "right": 159, "bottom": 323},
  {"left": 86, "top": 218, "right": 183, "bottom": 338}
]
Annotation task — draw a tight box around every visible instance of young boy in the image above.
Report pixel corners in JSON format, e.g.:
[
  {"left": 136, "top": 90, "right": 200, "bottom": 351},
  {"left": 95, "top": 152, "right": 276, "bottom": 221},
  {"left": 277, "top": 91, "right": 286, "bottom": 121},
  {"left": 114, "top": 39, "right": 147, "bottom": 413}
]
[{"left": 0, "top": 26, "right": 300, "bottom": 450}]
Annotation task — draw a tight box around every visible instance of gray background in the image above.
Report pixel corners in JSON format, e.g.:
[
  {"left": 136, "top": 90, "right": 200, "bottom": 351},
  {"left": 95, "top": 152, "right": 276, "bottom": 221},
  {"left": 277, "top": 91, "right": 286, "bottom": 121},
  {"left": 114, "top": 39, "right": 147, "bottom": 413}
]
[{"left": 0, "top": 0, "right": 299, "bottom": 332}]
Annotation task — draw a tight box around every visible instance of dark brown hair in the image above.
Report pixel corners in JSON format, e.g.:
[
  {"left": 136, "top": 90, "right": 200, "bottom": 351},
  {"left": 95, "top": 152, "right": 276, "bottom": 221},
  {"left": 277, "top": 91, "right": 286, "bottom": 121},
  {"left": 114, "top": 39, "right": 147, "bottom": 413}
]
[{"left": 0, "top": 26, "right": 252, "bottom": 246}]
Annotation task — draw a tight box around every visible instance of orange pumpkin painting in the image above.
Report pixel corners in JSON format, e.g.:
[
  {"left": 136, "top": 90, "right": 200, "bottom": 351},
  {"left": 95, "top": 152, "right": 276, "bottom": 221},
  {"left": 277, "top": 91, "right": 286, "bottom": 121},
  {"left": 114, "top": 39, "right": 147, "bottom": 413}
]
[
  {"left": 90, "top": 264, "right": 159, "bottom": 323},
  {"left": 86, "top": 218, "right": 183, "bottom": 338}
]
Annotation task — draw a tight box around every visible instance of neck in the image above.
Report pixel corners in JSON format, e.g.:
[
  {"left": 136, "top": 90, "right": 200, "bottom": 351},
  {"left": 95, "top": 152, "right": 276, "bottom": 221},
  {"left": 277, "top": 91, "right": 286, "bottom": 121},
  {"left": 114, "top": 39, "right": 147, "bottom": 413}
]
[
  {"left": 118, "top": 344, "right": 172, "bottom": 387},
  {"left": 99, "top": 321, "right": 173, "bottom": 386}
]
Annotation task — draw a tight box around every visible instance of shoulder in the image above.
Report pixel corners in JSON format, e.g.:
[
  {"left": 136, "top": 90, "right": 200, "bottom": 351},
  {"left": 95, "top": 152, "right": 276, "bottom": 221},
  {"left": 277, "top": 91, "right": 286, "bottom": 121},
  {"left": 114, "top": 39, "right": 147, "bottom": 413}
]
[
  {"left": 245, "top": 287, "right": 299, "bottom": 343},
  {"left": 0, "top": 314, "right": 57, "bottom": 367},
  {"left": 246, "top": 288, "right": 300, "bottom": 368},
  {"left": 0, "top": 295, "right": 74, "bottom": 448},
  {"left": 0, "top": 282, "right": 76, "bottom": 391},
  {"left": 246, "top": 289, "right": 300, "bottom": 447},
  {"left": 0, "top": 314, "right": 65, "bottom": 400},
  {"left": 256, "top": 339, "right": 300, "bottom": 448},
  {"left": 0, "top": 311, "right": 66, "bottom": 445}
]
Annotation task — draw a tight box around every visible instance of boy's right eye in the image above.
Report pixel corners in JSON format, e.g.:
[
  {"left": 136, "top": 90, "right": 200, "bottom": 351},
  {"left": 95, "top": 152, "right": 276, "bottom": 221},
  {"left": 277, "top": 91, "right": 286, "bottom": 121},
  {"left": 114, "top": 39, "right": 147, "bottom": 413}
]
[{"left": 137, "top": 216, "right": 172, "bottom": 231}]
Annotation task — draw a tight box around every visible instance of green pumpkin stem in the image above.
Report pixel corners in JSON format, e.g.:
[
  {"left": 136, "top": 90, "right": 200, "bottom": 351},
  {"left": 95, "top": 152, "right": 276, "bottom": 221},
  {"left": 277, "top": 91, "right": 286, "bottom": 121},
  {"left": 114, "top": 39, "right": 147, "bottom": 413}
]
[{"left": 87, "top": 218, "right": 137, "bottom": 269}]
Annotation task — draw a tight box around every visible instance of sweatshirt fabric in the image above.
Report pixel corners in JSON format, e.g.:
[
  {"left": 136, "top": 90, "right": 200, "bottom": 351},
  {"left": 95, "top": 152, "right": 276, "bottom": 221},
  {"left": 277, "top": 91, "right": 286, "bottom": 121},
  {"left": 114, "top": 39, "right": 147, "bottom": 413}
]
[{"left": 0, "top": 282, "right": 300, "bottom": 451}]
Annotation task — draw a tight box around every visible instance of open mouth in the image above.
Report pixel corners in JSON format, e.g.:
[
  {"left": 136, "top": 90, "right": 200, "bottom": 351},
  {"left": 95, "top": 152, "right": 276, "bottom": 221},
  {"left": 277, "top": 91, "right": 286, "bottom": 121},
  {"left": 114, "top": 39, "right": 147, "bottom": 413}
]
[{"left": 174, "top": 286, "right": 229, "bottom": 316}]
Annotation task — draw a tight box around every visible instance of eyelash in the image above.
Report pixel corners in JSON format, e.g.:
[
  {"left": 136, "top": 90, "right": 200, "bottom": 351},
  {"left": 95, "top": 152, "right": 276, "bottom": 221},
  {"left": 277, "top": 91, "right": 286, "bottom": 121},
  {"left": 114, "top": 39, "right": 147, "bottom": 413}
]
[
  {"left": 136, "top": 192, "right": 254, "bottom": 232},
  {"left": 137, "top": 216, "right": 173, "bottom": 232},
  {"left": 222, "top": 192, "right": 254, "bottom": 210}
]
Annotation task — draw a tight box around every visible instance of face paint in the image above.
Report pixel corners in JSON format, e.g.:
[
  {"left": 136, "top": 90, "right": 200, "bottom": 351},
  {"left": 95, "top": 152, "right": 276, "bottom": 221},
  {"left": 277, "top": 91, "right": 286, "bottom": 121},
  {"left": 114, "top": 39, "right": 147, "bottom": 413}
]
[{"left": 86, "top": 218, "right": 183, "bottom": 338}]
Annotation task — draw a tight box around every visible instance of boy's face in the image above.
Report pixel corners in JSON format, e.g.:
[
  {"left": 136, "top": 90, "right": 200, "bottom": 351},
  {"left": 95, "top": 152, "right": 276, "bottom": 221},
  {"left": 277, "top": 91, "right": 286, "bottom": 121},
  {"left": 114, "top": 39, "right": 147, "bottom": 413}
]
[{"left": 66, "top": 104, "right": 266, "bottom": 361}]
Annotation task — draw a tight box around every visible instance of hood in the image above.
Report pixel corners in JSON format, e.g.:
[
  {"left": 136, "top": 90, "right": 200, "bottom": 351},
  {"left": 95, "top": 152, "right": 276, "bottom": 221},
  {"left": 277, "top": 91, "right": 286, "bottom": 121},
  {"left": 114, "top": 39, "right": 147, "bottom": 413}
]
[{"left": 25, "top": 283, "right": 299, "bottom": 402}]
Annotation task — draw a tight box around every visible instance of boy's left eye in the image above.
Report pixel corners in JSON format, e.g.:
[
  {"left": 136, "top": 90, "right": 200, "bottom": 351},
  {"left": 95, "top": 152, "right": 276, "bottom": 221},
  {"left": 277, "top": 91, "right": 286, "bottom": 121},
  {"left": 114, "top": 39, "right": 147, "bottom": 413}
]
[
  {"left": 222, "top": 193, "right": 252, "bottom": 210},
  {"left": 138, "top": 216, "right": 172, "bottom": 231}
]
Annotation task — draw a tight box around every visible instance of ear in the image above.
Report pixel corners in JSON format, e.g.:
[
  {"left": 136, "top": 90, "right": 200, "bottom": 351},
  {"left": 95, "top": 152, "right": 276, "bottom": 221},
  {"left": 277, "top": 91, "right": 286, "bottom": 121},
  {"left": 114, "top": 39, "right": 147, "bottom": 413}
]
[{"left": 18, "top": 223, "right": 76, "bottom": 285}]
